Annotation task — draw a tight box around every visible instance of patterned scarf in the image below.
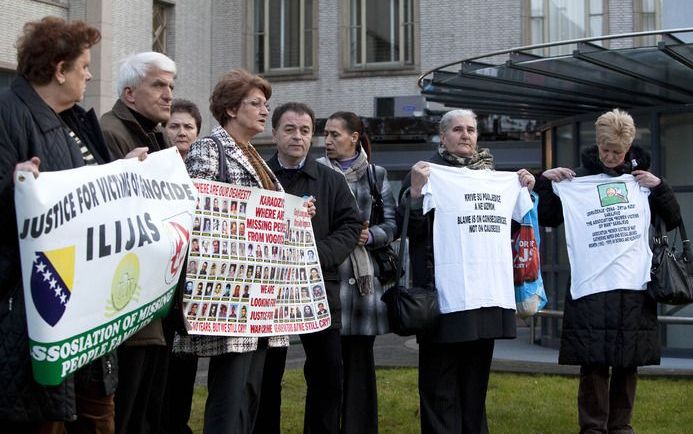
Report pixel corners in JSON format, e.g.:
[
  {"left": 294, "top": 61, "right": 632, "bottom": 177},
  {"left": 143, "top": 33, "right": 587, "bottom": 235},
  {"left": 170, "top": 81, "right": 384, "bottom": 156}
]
[
  {"left": 438, "top": 144, "right": 495, "bottom": 170},
  {"left": 323, "top": 148, "right": 375, "bottom": 296},
  {"left": 235, "top": 140, "right": 279, "bottom": 191},
  {"left": 334, "top": 149, "right": 370, "bottom": 183}
]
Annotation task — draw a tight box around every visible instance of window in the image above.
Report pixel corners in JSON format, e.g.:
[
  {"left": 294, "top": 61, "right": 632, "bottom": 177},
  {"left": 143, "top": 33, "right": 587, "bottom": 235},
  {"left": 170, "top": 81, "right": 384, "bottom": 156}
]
[
  {"left": 634, "top": 0, "right": 661, "bottom": 47},
  {"left": 346, "top": 0, "right": 416, "bottom": 71},
  {"left": 153, "top": 1, "right": 172, "bottom": 54},
  {"left": 252, "top": 0, "right": 315, "bottom": 76},
  {"left": 528, "top": 0, "right": 605, "bottom": 56}
]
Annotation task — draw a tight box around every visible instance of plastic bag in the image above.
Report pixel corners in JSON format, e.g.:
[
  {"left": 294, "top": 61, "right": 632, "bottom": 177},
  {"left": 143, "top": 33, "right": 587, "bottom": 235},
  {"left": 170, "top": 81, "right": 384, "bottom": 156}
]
[{"left": 512, "top": 192, "right": 547, "bottom": 318}]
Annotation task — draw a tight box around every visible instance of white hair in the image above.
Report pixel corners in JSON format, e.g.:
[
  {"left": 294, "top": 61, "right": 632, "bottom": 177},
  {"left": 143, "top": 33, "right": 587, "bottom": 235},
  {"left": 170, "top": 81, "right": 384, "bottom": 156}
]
[
  {"left": 439, "top": 109, "right": 477, "bottom": 133},
  {"left": 116, "top": 52, "right": 176, "bottom": 97}
]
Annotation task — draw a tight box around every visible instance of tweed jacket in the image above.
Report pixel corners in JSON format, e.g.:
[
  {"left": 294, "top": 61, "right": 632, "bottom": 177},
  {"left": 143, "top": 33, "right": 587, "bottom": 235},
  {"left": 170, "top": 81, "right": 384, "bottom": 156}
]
[
  {"left": 316, "top": 158, "right": 397, "bottom": 335},
  {"left": 175, "top": 126, "right": 288, "bottom": 355}
]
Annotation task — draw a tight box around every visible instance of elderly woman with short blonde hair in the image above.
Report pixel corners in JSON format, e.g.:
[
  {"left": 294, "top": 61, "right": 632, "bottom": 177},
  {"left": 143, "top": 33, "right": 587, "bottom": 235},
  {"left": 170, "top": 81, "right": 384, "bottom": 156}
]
[{"left": 537, "top": 108, "right": 681, "bottom": 434}]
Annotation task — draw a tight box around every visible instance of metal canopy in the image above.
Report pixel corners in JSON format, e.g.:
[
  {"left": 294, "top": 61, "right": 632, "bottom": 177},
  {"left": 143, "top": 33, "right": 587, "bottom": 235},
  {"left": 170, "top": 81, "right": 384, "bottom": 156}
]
[{"left": 418, "top": 29, "right": 693, "bottom": 120}]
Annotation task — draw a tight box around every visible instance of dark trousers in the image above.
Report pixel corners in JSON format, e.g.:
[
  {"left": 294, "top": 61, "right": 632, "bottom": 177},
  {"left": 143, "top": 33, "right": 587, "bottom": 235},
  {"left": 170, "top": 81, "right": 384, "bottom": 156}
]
[
  {"left": 0, "top": 422, "right": 65, "bottom": 434},
  {"left": 66, "top": 380, "right": 116, "bottom": 434},
  {"left": 252, "top": 346, "right": 288, "bottom": 434},
  {"left": 418, "top": 339, "right": 494, "bottom": 434},
  {"left": 115, "top": 345, "right": 168, "bottom": 434},
  {"left": 160, "top": 353, "right": 198, "bottom": 434},
  {"left": 1, "top": 385, "right": 115, "bottom": 434},
  {"left": 341, "top": 335, "right": 378, "bottom": 434},
  {"left": 204, "top": 343, "right": 267, "bottom": 434},
  {"left": 578, "top": 366, "right": 638, "bottom": 434},
  {"left": 301, "top": 328, "right": 343, "bottom": 434}
]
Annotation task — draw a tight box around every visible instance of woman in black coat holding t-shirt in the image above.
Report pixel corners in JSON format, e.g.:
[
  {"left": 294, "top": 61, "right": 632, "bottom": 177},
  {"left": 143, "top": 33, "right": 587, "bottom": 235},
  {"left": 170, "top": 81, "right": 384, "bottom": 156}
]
[
  {"left": 535, "top": 109, "right": 681, "bottom": 434},
  {"left": 398, "top": 108, "right": 535, "bottom": 434}
]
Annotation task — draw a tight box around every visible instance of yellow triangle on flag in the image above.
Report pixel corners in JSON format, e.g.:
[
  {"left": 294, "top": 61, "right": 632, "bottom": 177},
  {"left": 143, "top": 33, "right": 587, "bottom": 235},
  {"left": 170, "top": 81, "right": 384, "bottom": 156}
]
[{"left": 44, "top": 246, "right": 76, "bottom": 292}]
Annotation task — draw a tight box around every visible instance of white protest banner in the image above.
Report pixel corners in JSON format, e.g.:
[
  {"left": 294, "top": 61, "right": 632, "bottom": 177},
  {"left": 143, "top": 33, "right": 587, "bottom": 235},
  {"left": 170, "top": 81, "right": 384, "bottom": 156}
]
[
  {"left": 183, "top": 179, "right": 331, "bottom": 336},
  {"left": 14, "top": 148, "right": 197, "bottom": 386}
]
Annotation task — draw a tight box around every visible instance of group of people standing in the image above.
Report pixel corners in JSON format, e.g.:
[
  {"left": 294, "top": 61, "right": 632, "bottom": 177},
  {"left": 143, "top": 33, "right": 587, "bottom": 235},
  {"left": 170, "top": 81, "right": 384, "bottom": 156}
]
[
  {"left": 0, "top": 16, "right": 397, "bottom": 434},
  {"left": 0, "top": 16, "right": 682, "bottom": 434}
]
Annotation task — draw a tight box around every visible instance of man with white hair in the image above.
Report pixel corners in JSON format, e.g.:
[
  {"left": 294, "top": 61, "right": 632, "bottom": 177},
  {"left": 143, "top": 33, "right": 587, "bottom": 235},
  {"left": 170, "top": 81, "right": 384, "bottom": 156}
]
[
  {"left": 102, "top": 51, "right": 176, "bottom": 157},
  {"left": 101, "top": 51, "right": 176, "bottom": 434}
]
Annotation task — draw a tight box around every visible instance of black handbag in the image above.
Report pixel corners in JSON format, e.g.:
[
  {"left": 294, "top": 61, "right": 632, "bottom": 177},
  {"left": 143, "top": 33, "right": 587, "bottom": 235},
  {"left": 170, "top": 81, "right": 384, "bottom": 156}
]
[
  {"left": 380, "top": 197, "right": 439, "bottom": 336},
  {"left": 366, "top": 164, "right": 401, "bottom": 286},
  {"left": 648, "top": 217, "right": 693, "bottom": 305}
]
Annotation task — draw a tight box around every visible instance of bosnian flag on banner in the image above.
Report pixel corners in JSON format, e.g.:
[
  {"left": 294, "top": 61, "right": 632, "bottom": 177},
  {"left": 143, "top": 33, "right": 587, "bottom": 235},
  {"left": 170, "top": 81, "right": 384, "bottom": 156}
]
[{"left": 30, "top": 246, "right": 75, "bottom": 327}]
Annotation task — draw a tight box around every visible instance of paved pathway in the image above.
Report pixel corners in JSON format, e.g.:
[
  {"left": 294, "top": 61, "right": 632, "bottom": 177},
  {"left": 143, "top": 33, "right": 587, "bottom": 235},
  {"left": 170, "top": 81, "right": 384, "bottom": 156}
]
[{"left": 193, "top": 326, "right": 693, "bottom": 385}]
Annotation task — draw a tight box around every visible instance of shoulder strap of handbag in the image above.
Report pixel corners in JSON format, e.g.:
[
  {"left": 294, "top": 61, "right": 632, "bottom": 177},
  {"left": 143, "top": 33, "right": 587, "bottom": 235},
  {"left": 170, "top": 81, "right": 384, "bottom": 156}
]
[
  {"left": 395, "top": 196, "right": 411, "bottom": 281},
  {"left": 678, "top": 219, "right": 689, "bottom": 245},
  {"left": 654, "top": 215, "right": 690, "bottom": 258},
  {"left": 206, "top": 135, "right": 228, "bottom": 183},
  {"left": 367, "top": 164, "right": 382, "bottom": 201}
]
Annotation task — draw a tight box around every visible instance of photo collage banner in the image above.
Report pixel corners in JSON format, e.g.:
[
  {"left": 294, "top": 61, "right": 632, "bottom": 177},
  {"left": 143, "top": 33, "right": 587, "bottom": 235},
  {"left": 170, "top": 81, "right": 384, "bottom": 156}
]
[{"left": 183, "top": 179, "right": 331, "bottom": 336}]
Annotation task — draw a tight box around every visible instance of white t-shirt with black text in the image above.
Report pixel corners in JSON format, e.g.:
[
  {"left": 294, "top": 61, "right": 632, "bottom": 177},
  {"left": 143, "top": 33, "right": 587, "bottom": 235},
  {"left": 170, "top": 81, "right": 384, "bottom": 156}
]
[
  {"left": 552, "top": 174, "right": 651, "bottom": 299},
  {"left": 422, "top": 164, "right": 532, "bottom": 313}
]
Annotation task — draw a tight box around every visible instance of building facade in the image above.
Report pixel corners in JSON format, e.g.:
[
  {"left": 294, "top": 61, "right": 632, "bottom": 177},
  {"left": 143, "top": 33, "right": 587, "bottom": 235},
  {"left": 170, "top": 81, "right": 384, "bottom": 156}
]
[{"left": 0, "top": 1, "right": 670, "bottom": 162}]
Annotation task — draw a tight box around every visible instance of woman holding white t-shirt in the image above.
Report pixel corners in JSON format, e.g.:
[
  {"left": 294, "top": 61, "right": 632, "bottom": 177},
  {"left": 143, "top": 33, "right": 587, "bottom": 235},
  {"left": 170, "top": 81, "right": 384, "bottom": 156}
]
[
  {"left": 536, "top": 108, "right": 681, "bottom": 434},
  {"left": 398, "top": 109, "right": 535, "bottom": 434}
]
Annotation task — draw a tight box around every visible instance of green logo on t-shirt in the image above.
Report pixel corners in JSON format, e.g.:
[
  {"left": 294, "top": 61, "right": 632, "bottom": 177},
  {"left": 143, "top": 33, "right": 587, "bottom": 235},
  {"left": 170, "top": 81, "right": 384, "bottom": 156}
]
[{"left": 597, "top": 182, "right": 629, "bottom": 207}]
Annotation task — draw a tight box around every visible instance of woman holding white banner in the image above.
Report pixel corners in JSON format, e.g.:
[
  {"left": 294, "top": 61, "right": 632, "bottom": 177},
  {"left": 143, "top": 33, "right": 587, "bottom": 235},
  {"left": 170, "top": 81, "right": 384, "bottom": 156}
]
[
  {"left": 0, "top": 17, "right": 122, "bottom": 434},
  {"left": 172, "top": 69, "right": 287, "bottom": 434},
  {"left": 536, "top": 109, "right": 681, "bottom": 434}
]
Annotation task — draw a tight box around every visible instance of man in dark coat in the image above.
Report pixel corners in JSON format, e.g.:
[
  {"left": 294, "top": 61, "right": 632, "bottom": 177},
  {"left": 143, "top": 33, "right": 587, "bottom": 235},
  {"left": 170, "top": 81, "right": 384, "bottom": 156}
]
[
  {"left": 100, "top": 51, "right": 176, "bottom": 434},
  {"left": 253, "top": 102, "right": 361, "bottom": 434}
]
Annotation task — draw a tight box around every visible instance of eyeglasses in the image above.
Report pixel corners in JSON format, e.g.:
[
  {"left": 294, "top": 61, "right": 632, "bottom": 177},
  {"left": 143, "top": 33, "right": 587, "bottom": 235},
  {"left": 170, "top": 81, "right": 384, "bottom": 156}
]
[{"left": 242, "top": 98, "right": 270, "bottom": 112}]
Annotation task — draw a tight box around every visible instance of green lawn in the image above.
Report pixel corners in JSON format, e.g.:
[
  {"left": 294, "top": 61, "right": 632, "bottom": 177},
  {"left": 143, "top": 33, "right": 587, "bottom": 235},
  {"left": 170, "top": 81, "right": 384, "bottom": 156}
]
[{"left": 190, "top": 369, "right": 693, "bottom": 433}]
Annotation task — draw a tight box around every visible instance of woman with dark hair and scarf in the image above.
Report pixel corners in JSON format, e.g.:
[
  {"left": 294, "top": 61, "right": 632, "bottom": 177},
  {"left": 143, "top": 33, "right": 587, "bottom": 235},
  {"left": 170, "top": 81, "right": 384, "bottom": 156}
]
[
  {"left": 535, "top": 108, "right": 681, "bottom": 434},
  {"left": 398, "top": 109, "right": 535, "bottom": 433},
  {"left": 317, "top": 111, "right": 397, "bottom": 434}
]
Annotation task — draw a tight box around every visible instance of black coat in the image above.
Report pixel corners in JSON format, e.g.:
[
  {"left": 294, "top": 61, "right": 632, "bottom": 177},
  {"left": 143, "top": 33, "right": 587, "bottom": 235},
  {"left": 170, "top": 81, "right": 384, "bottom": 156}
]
[
  {"left": 0, "top": 77, "right": 116, "bottom": 422},
  {"left": 536, "top": 145, "right": 682, "bottom": 367},
  {"left": 397, "top": 153, "right": 517, "bottom": 343},
  {"left": 267, "top": 154, "right": 361, "bottom": 328}
]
